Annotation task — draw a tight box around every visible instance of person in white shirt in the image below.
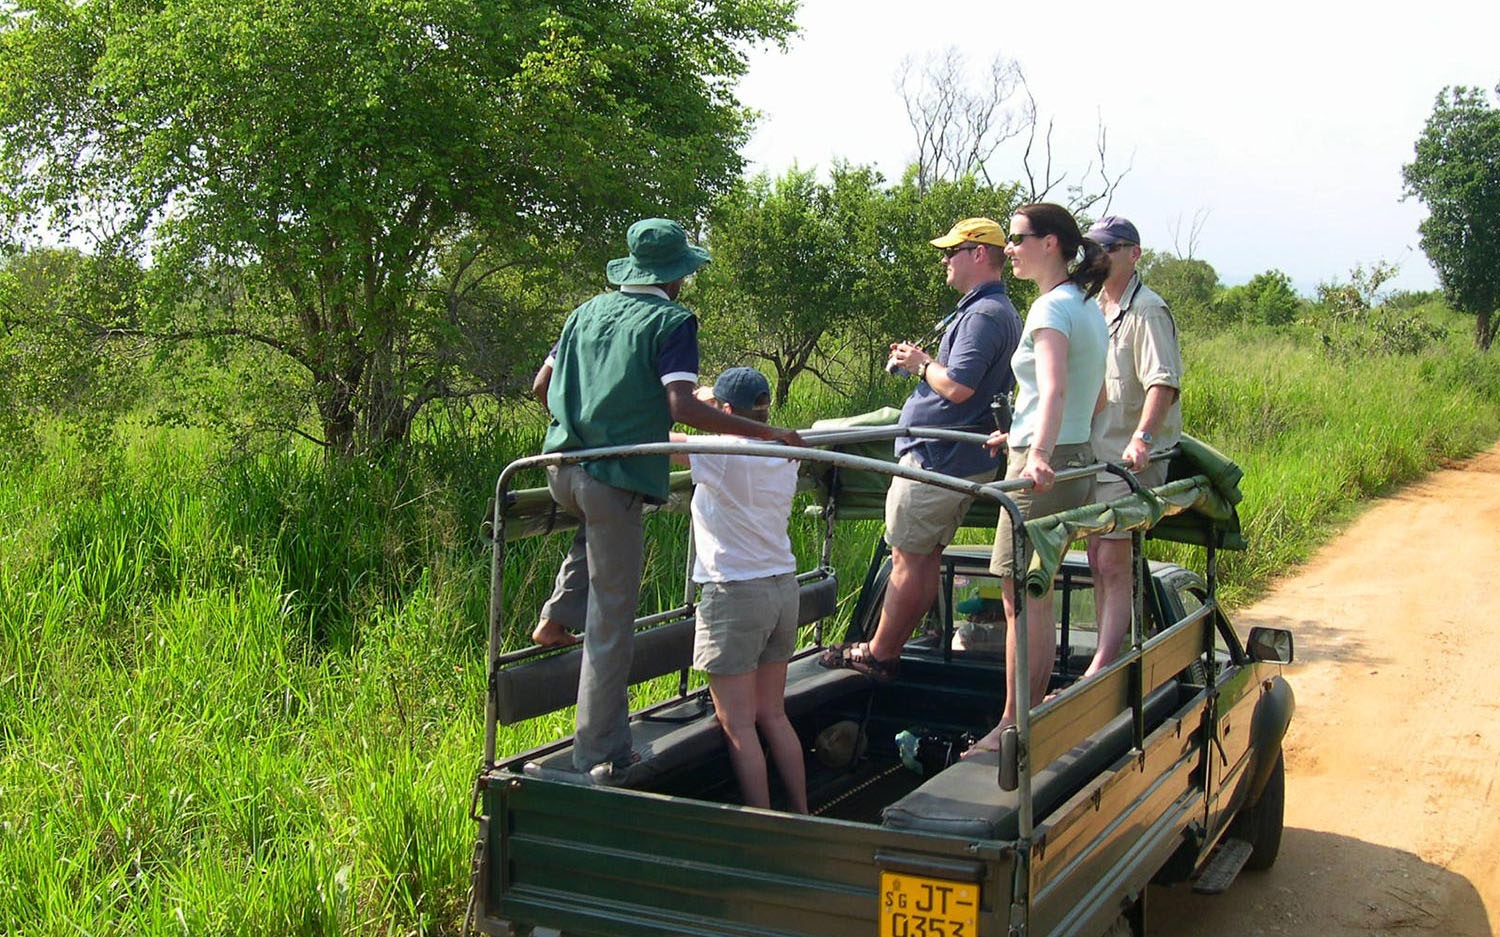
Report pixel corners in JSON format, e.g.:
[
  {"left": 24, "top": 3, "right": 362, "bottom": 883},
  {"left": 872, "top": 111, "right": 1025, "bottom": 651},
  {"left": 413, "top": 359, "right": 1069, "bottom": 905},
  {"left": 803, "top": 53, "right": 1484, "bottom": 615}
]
[{"left": 672, "top": 367, "right": 807, "bottom": 813}]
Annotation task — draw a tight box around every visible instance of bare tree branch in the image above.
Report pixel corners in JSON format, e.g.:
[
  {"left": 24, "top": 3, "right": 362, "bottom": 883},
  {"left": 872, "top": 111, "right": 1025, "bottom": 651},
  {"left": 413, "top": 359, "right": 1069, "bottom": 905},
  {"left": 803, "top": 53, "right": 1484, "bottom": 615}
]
[
  {"left": 1066, "top": 115, "right": 1134, "bottom": 216},
  {"left": 1167, "top": 207, "right": 1212, "bottom": 259},
  {"left": 84, "top": 319, "right": 313, "bottom": 369},
  {"left": 899, "top": 48, "right": 1027, "bottom": 192}
]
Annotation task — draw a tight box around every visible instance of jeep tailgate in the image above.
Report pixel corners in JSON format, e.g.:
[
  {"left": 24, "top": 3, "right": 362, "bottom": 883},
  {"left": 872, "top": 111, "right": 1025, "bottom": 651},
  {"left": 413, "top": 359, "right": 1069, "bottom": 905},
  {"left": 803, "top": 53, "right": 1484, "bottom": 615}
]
[{"left": 476, "top": 771, "right": 1017, "bottom": 937}]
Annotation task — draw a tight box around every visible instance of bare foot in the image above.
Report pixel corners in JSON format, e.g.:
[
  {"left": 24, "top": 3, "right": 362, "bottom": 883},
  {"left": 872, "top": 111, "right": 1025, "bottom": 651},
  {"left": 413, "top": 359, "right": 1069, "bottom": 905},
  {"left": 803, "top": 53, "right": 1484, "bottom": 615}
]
[
  {"left": 532, "top": 619, "right": 581, "bottom": 648},
  {"left": 960, "top": 720, "right": 1014, "bottom": 759}
]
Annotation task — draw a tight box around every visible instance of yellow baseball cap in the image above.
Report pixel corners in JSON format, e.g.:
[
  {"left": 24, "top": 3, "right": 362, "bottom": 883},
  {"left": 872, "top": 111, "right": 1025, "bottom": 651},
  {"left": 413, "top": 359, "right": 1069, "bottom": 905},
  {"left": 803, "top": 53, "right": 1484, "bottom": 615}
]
[{"left": 929, "top": 217, "right": 1007, "bottom": 249}]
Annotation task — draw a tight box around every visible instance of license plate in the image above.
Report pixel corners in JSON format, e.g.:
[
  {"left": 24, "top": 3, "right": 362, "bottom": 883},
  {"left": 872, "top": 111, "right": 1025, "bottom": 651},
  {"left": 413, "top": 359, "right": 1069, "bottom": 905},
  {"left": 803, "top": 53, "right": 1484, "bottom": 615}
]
[{"left": 879, "top": 871, "right": 979, "bottom": 937}]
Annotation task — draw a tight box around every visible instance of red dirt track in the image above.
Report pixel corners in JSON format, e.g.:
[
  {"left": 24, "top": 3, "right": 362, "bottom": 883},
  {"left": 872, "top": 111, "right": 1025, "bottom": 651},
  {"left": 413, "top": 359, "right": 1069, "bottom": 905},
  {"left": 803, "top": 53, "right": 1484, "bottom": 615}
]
[{"left": 1150, "top": 443, "right": 1500, "bottom": 936}]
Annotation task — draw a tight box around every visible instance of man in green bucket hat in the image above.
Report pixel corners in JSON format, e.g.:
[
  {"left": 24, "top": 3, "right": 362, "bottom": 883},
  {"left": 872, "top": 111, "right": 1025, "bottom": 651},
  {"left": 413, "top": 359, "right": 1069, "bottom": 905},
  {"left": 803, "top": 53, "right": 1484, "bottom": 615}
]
[{"left": 530, "top": 218, "right": 804, "bottom": 781}]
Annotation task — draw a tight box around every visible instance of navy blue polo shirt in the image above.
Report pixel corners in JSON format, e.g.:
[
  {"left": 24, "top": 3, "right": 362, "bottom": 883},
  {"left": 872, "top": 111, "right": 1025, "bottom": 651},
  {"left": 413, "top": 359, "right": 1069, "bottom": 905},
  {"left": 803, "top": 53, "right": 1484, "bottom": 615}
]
[{"left": 896, "top": 280, "right": 1023, "bottom": 477}]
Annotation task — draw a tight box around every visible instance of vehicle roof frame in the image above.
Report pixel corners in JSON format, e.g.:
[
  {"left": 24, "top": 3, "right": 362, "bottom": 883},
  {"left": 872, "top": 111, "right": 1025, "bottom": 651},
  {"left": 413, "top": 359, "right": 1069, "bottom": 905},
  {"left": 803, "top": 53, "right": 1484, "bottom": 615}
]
[{"left": 485, "top": 425, "right": 1207, "bottom": 851}]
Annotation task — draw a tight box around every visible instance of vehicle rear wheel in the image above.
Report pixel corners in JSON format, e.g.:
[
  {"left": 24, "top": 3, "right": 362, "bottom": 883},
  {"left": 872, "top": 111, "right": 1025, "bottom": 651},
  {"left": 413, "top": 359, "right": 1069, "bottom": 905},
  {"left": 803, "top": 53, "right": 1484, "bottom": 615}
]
[{"left": 1230, "top": 749, "right": 1285, "bottom": 871}]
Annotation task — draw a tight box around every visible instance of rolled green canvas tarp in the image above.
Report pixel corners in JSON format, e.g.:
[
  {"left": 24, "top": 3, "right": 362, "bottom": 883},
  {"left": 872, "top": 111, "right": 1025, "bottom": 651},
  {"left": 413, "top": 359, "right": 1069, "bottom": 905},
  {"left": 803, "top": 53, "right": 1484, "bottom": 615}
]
[
  {"left": 804, "top": 407, "right": 1248, "bottom": 569},
  {"left": 483, "top": 470, "right": 694, "bottom": 542},
  {"left": 485, "top": 411, "right": 1246, "bottom": 578}
]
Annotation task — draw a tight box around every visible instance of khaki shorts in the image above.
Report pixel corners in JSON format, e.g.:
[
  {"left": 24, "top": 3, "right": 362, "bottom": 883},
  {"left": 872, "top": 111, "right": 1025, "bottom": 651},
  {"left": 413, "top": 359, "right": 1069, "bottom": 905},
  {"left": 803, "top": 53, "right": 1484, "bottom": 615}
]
[
  {"left": 885, "top": 454, "right": 999, "bottom": 555},
  {"left": 990, "top": 442, "right": 1096, "bottom": 579},
  {"left": 693, "top": 573, "right": 800, "bottom": 675},
  {"left": 1093, "top": 461, "right": 1168, "bottom": 541}
]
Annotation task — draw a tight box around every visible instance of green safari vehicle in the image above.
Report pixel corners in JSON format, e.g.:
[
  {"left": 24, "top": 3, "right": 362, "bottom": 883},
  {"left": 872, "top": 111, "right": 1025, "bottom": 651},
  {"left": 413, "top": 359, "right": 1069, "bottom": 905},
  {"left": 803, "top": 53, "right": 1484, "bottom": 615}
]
[{"left": 464, "top": 424, "right": 1295, "bottom": 937}]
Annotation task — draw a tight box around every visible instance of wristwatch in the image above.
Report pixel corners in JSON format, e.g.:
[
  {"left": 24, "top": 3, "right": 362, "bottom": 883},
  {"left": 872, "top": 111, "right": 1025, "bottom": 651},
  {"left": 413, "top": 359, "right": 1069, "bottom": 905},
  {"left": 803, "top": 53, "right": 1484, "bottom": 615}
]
[
  {"left": 1132, "top": 430, "right": 1153, "bottom": 445},
  {"left": 918, "top": 360, "right": 931, "bottom": 381}
]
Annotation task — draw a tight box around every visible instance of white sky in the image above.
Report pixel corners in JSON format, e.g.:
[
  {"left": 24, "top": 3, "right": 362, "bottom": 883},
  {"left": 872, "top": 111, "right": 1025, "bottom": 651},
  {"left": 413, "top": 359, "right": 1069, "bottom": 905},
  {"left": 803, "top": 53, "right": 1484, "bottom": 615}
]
[{"left": 736, "top": 0, "right": 1500, "bottom": 294}]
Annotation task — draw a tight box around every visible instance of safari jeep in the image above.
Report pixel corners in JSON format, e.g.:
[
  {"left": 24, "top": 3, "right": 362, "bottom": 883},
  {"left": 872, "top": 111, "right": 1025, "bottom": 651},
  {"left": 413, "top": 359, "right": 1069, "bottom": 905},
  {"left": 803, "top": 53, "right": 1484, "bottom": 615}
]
[{"left": 464, "top": 424, "right": 1295, "bottom": 937}]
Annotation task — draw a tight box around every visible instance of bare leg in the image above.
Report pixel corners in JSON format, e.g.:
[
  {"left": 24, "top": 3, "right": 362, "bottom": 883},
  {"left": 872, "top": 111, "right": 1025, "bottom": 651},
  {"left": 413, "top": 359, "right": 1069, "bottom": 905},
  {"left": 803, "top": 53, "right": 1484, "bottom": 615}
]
[
  {"left": 708, "top": 671, "right": 771, "bottom": 808},
  {"left": 969, "top": 581, "right": 1057, "bottom": 754},
  {"left": 753, "top": 661, "right": 807, "bottom": 814},
  {"left": 865, "top": 546, "right": 943, "bottom": 662},
  {"left": 1085, "top": 536, "right": 1132, "bottom": 676}
]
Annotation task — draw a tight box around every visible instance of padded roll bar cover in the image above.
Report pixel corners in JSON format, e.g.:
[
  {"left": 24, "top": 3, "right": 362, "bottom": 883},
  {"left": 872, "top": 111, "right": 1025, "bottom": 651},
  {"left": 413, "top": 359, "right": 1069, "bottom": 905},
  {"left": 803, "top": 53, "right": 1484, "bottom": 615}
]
[
  {"left": 797, "top": 574, "right": 839, "bottom": 627},
  {"left": 494, "top": 617, "right": 695, "bottom": 725},
  {"left": 494, "top": 573, "right": 839, "bottom": 725}
]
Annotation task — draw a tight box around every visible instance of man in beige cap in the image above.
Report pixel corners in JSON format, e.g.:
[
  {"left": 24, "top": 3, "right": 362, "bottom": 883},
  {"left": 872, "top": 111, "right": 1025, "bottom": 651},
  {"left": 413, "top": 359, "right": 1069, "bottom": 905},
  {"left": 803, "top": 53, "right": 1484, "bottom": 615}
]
[{"left": 821, "top": 218, "right": 1022, "bottom": 678}]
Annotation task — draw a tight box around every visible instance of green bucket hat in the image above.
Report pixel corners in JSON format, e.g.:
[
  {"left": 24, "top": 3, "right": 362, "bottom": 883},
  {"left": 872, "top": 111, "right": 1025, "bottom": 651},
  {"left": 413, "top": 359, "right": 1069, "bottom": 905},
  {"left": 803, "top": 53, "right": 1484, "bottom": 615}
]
[{"left": 605, "top": 218, "right": 711, "bottom": 286}]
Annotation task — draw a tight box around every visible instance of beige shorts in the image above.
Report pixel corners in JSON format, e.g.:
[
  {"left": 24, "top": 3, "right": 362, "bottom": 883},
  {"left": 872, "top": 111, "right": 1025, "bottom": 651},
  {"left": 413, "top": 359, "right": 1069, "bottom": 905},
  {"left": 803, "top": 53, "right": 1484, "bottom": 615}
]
[
  {"left": 990, "top": 442, "right": 1096, "bottom": 579},
  {"left": 693, "top": 573, "right": 800, "bottom": 675},
  {"left": 885, "top": 454, "right": 999, "bottom": 555},
  {"left": 1094, "top": 461, "right": 1169, "bottom": 541}
]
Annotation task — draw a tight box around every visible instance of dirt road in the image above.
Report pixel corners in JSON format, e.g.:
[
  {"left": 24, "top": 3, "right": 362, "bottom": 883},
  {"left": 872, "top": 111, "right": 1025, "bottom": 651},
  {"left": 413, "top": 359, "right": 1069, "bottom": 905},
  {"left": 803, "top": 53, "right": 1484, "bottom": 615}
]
[{"left": 1150, "top": 442, "right": 1500, "bottom": 936}]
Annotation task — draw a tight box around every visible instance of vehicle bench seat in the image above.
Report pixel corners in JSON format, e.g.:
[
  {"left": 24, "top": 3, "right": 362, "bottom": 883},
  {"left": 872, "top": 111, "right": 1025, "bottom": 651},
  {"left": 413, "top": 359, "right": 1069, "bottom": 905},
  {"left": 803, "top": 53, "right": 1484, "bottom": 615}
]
[
  {"left": 519, "top": 653, "right": 872, "bottom": 783},
  {"left": 880, "top": 682, "right": 1181, "bottom": 840},
  {"left": 495, "top": 575, "right": 839, "bottom": 726}
]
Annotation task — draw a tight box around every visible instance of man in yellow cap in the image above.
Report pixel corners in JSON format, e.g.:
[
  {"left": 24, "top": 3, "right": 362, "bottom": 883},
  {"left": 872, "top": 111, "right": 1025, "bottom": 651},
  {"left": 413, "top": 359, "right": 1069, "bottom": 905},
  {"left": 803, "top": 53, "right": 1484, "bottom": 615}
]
[{"left": 821, "top": 217, "right": 1022, "bottom": 678}]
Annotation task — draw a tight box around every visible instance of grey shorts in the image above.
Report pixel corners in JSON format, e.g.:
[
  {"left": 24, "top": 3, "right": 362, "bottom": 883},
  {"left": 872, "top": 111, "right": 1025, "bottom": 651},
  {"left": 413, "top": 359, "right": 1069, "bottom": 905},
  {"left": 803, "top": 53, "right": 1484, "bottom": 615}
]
[
  {"left": 693, "top": 573, "right": 800, "bottom": 675},
  {"left": 990, "top": 442, "right": 1096, "bottom": 579},
  {"left": 1094, "top": 461, "right": 1169, "bottom": 541},
  {"left": 885, "top": 454, "right": 998, "bottom": 555}
]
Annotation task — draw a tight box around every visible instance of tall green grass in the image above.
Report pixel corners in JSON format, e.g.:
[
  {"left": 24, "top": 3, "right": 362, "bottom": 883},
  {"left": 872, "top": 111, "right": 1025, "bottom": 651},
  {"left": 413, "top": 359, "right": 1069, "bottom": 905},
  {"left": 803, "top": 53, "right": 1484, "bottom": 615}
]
[
  {"left": 0, "top": 433, "right": 489, "bottom": 935},
  {"left": 1148, "top": 325, "right": 1500, "bottom": 602},
  {"left": 1, "top": 319, "right": 1498, "bottom": 935}
]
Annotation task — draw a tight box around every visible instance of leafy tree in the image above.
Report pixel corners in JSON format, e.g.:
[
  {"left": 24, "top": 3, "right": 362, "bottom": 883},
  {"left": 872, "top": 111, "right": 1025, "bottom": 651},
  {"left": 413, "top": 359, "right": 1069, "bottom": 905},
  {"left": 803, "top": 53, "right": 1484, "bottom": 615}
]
[
  {"left": 695, "top": 166, "right": 875, "bottom": 404},
  {"left": 1138, "top": 249, "right": 1218, "bottom": 322},
  {"left": 1215, "top": 270, "right": 1301, "bottom": 327},
  {"left": 0, "top": 247, "right": 143, "bottom": 450},
  {"left": 1402, "top": 84, "right": 1500, "bottom": 350},
  {"left": 1314, "top": 261, "right": 1445, "bottom": 358},
  {"left": 0, "top": 0, "right": 796, "bottom": 454},
  {"left": 1314, "top": 260, "right": 1400, "bottom": 322},
  {"left": 695, "top": 166, "right": 1024, "bottom": 401},
  {"left": 865, "top": 169, "right": 1026, "bottom": 363}
]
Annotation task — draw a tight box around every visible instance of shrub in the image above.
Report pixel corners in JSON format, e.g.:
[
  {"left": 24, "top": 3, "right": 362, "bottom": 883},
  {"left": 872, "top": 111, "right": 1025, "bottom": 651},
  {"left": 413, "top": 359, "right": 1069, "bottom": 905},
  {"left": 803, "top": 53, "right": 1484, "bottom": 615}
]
[{"left": 1214, "top": 270, "right": 1302, "bottom": 327}]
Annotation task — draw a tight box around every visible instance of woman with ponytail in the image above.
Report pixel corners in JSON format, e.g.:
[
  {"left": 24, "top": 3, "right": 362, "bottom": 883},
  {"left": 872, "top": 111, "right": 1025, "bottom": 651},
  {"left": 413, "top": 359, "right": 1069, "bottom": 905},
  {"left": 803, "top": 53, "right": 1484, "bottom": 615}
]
[{"left": 968, "top": 202, "right": 1109, "bottom": 755}]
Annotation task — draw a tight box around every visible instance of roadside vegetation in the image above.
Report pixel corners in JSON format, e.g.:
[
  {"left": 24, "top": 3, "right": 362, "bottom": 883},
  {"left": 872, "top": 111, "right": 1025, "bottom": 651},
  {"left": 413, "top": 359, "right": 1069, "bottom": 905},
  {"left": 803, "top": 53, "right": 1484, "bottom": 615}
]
[
  {"left": 2, "top": 286, "right": 1498, "bottom": 934},
  {"left": 3, "top": 6, "right": 1499, "bottom": 933}
]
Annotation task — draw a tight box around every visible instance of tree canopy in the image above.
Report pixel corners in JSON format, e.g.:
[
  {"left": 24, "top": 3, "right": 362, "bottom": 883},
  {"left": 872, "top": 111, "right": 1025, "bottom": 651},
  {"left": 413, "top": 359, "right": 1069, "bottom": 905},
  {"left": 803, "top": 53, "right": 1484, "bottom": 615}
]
[
  {"left": 694, "top": 165, "right": 1024, "bottom": 397},
  {"left": 1138, "top": 249, "right": 1219, "bottom": 322},
  {"left": 1215, "top": 270, "right": 1301, "bottom": 327},
  {"left": 1402, "top": 83, "right": 1500, "bottom": 350},
  {"left": 0, "top": 0, "right": 797, "bottom": 453},
  {"left": 695, "top": 165, "right": 877, "bottom": 404}
]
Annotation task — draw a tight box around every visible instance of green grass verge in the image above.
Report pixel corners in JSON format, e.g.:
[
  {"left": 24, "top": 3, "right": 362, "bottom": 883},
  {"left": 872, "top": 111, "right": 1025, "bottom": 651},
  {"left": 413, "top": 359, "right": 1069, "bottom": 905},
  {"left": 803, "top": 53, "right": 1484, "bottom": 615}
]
[{"left": 1, "top": 320, "right": 1498, "bottom": 934}]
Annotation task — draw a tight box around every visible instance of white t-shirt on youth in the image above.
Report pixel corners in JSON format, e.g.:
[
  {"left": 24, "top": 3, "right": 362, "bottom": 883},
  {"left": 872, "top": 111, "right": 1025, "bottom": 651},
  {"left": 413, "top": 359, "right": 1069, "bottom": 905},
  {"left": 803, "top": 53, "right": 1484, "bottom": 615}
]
[{"left": 687, "top": 438, "right": 798, "bottom": 583}]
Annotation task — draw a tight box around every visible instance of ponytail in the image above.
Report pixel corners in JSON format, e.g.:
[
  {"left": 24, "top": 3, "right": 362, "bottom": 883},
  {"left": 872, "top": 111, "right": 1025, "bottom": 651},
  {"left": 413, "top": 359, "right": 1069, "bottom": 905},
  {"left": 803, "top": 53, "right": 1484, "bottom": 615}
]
[
  {"left": 1070, "top": 238, "right": 1111, "bottom": 300},
  {"left": 1014, "top": 202, "right": 1108, "bottom": 298}
]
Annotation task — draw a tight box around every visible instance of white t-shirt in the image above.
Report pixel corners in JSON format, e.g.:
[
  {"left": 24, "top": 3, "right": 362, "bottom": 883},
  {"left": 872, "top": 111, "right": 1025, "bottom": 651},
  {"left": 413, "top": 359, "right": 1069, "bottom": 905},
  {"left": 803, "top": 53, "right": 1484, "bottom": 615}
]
[
  {"left": 1009, "top": 282, "right": 1108, "bottom": 448},
  {"left": 688, "top": 438, "right": 798, "bottom": 583}
]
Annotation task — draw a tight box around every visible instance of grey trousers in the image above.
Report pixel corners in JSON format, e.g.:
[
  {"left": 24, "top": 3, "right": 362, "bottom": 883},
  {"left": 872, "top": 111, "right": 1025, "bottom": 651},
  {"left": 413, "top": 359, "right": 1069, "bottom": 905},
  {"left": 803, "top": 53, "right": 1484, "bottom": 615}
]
[
  {"left": 539, "top": 526, "right": 590, "bottom": 629},
  {"left": 545, "top": 464, "right": 644, "bottom": 772}
]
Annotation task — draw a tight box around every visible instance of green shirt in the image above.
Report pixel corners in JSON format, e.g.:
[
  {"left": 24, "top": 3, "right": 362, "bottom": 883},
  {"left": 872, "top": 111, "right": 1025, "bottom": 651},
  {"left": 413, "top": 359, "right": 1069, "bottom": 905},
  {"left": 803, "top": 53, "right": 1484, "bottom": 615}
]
[{"left": 542, "top": 289, "right": 697, "bottom": 501}]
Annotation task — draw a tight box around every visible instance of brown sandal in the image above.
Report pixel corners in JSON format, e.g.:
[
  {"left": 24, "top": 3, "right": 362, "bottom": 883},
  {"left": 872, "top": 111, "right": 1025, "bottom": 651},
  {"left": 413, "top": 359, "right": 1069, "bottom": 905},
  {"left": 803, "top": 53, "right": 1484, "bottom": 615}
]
[{"left": 817, "top": 641, "right": 898, "bottom": 681}]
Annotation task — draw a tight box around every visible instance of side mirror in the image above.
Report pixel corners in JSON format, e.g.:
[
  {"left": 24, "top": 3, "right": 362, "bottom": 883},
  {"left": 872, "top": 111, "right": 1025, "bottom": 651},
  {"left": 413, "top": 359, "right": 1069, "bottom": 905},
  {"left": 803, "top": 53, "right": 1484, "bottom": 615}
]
[{"left": 1246, "top": 627, "right": 1294, "bottom": 663}]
